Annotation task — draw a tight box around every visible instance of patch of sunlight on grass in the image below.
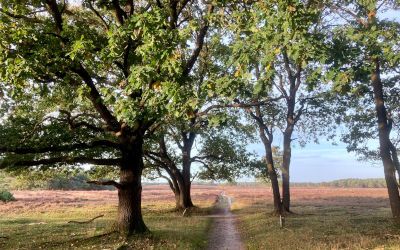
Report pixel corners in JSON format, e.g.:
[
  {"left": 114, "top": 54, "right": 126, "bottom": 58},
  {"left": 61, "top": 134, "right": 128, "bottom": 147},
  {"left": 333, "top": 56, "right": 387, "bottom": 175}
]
[
  {"left": 234, "top": 202, "right": 400, "bottom": 250},
  {"left": 0, "top": 201, "right": 212, "bottom": 249}
]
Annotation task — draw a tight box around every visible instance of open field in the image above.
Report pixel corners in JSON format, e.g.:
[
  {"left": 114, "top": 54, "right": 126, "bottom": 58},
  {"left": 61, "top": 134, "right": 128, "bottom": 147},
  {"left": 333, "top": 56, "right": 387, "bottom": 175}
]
[
  {"left": 0, "top": 185, "right": 220, "bottom": 249},
  {"left": 223, "top": 186, "right": 400, "bottom": 250},
  {"left": 1, "top": 185, "right": 400, "bottom": 249}
]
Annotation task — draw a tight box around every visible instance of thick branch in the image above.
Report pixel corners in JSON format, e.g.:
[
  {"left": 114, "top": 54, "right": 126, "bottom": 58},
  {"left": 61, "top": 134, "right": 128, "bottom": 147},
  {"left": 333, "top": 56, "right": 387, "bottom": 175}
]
[
  {"left": 112, "top": 0, "right": 127, "bottom": 25},
  {"left": 0, "top": 140, "right": 120, "bottom": 155},
  {"left": 71, "top": 65, "right": 120, "bottom": 132},
  {"left": 181, "top": 5, "right": 214, "bottom": 78},
  {"left": 45, "top": 0, "right": 63, "bottom": 33},
  {"left": 1, "top": 157, "right": 122, "bottom": 169},
  {"left": 197, "top": 96, "right": 283, "bottom": 117},
  {"left": 0, "top": 8, "right": 44, "bottom": 23},
  {"left": 87, "top": 180, "right": 122, "bottom": 189},
  {"left": 156, "top": 168, "right": 175, "bottom": 192},
  {"left": 88, "top": 0, "right": 109, "bottom": 30},
  {"left": 191, "top": 154, "right": 222, "bottom": 162}
]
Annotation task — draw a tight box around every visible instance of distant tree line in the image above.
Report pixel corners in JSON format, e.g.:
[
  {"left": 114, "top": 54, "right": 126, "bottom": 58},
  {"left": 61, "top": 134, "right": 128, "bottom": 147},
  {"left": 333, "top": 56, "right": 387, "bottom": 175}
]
[{"left": 291, "top": 178, "right": 387, "bottom": 188}]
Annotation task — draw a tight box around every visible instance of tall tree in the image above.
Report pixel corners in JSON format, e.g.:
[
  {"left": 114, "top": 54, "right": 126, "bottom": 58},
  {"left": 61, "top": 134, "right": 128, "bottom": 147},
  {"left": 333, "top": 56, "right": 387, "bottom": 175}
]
[
  {"left": 145, "top": 117, "right": 254, "bottom": 210},
  {"left": 0, "top": 0, "right": 214, "bottom": 234},
  {"left": 326, "top": 0, "right": 400, "bottom": 218},
  {"left": 228, "top": 0, "right": 328, "bottom": 214}
]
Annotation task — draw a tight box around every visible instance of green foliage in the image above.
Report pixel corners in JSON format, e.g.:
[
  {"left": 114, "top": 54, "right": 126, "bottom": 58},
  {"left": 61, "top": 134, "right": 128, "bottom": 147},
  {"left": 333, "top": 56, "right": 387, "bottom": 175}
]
[
  {"left": 325, "top": 1, "right": 400, "bottom": 159},
  {"left": 0, "top": 189, "right": 15, "bottom": 202},
  {"left": 196, "top": 128, "right": 257, "bottom": 182},
  {"left": 249, "top": 147, "right": 282, "bottom": 183},
  {"left": 3, "top": 168, "right": 114, "bottom": 190},
  {"left": 0, "top": 0, "right": 217, "bottom": 173}
]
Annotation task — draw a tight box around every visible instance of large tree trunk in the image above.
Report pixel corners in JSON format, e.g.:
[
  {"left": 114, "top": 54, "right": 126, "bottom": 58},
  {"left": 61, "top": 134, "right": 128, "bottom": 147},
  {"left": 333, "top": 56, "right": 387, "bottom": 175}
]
[
  {"left": 178, "top": 132, "right": 196, "bottom": 208},
  {"left": 117, "top": 140, "right": 148, "bottom": 234},
  {"left": 166, "top": 167, "right": 190, "bottom": 210},
  {"left": 181, "top": 153, "right": 194, "bottom": 208},
  {"left": 168, "top": 169, "right": 193, "bottom": 210},
  {"left": 371, "top": 58, "right": 400, "bottom": 218}
]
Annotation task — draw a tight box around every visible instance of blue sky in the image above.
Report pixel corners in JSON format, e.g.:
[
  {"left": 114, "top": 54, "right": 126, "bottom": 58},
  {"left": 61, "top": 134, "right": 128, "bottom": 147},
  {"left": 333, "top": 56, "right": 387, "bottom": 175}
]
[{"left": 247, "top": 140, "right": 383, "bottom": 183}]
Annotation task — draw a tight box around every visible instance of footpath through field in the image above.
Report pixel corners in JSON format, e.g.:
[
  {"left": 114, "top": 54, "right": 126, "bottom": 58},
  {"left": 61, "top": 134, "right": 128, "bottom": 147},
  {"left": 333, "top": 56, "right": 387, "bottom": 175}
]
[{"left": 207, "top": 192, "right": 245, "bottom": 250}]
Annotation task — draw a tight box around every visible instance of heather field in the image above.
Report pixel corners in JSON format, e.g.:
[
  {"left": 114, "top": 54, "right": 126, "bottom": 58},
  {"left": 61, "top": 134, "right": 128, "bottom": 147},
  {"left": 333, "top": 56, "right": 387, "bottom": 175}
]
[{"left": 1, "top": 185, "right": 400, "bottom": 249}]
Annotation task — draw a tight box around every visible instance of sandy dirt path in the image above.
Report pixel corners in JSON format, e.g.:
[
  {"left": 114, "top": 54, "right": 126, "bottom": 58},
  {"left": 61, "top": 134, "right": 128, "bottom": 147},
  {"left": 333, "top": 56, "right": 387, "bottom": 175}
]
[{"left": 207, "top": 192, "right": 245, "bottom": 250}]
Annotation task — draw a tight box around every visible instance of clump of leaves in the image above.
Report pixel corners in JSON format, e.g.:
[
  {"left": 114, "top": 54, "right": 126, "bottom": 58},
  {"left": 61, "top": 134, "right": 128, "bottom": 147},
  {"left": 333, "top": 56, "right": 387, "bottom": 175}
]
[{"left": 0, "top": 190, "right": 15, "bottom": 202}]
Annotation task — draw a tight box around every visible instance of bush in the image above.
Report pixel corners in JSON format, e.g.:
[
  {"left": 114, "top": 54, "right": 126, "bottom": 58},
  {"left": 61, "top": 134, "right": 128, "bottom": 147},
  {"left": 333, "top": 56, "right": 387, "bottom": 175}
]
[{"left": 0, "top": 190, "right": 15, "bottom": 202}]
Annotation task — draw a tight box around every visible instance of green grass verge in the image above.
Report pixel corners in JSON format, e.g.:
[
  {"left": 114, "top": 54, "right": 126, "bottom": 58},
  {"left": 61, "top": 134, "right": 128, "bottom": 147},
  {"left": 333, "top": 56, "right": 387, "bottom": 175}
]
[
  {"left": 0, "top": 203, "right": 212, "bottom": 249},
  {"left": 233, "top": 203, "right": 400, "bottom": 250}
]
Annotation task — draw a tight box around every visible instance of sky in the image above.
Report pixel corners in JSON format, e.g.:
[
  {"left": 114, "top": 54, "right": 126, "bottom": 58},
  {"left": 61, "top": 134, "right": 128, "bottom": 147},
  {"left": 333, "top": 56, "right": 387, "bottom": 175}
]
[{"left": 248, "top": 141, "right": 383, "bottom": 183}]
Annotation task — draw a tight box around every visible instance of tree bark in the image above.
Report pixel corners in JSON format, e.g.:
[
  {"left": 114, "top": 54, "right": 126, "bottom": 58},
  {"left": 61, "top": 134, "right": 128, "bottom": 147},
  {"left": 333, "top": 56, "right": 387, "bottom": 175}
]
[
  {"left": 166, "top": 167, "right": 189, "bottom": 210},
  {"left": 181, "top": 146, "right": 194, "bottom": 208},
  {"left": 371, "top": 58, "right": 400, "bottom": 218},
  {"left": 282, "top": 96, "right": 295, "bottom": 213},
  {"left": 166, "top": 169, "right": 193, "bottom": 210},
  {"left": 281, "top": 128, "right": 293, "bottom": 212},
  {"left": 156, "top": 135, "right": 193, "bottom": 210},
  {"left": 117, "top": 140, "right": 148, "bottom": 234},
  {"left": 259, "top": 127, "right": 282, "bottom": 214},
  {"left": 176, "top": 131, "right": 196, "bottom": 208}
]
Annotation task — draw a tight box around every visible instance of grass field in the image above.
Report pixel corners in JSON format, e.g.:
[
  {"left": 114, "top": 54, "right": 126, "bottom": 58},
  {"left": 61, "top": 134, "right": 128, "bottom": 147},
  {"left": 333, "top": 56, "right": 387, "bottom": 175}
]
[
  {"left": 0, "top": 185, "right": 219, "bottom": 249},
  {"left": 224, "top": 186, "right": 400, "bottom": 250},
  {"left": 1, "top": 185, "right": 400, "bottom": 249}
]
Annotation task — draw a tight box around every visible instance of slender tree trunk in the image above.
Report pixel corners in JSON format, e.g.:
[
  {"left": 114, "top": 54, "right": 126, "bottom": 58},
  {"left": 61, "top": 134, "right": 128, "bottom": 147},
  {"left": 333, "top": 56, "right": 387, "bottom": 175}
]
[
  {"left": 258, "top": 125, "right": 282, "bottom": 214},
  {"left": 371, "top": 58, "right": 400, "bottom": 218},
  {"left": 389, "top": 141, "right": 400, "bottom": 181},
  {"left": 264, "top": 141, "right": 282, "bottom": 214},
  {"left": 117, "top": 140, "right": 148, "bottom": 234},
  {"left": 281, "top": 128, "right": 293, "bottom": 212},
  {"left": 280, "top": 51, "right": 300, "bottom": 214}
]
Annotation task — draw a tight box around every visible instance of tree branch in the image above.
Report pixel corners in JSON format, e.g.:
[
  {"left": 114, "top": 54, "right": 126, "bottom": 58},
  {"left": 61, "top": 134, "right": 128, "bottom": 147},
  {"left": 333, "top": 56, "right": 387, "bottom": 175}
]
[
  {"left": 45, "top": 0, "right": 63, "bottom": 33},
  {"left": 0, "top": 140, "right": 120, "bottom": 155},
  {"left": 156, "top": 167, "right": 175, "bottom": 192},
  {"left": 0, "top": 8, "right": 44, "bottom": 23},
  {"left": 59, "top": 109, "right": 105, "bottom": 132},
  {"left": 87, "top": 180, "right": 122, "bottom": 189},
  {"left": 87, "top": 0, "right": 109, "bottom": 30},
  {"left": 1, "top": 157, "right": 122, "bottom": 169},
  {"left": 71, "top": 64, "right": 121, "bottom": 132},
  {"left": 328, "top": 4, "right": 367, "bottom": 27},
  {"left": 112, "top": 0, "right": 127, "bottom": 25},
  {"left": 181, "top": 4, "right": 214, "bottom": 78},
  {"left": 68, "top": 214, "right": 104, "bottom": 224},
  {"left": 196, "top": 96, "right": 283, "bottom": 117}
]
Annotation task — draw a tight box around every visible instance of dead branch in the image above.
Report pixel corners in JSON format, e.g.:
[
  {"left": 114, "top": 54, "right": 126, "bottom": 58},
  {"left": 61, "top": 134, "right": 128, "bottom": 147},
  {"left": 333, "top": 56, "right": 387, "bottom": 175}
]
[{"left": 67, "top": 214, "right": 104, "bottom": 224}]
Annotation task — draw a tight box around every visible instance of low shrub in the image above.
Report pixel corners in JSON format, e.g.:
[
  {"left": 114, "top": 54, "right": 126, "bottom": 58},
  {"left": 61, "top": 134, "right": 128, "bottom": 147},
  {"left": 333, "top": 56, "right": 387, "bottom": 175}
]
[{"left": 0, "top": 190, "right": 15, "bottom": 202}]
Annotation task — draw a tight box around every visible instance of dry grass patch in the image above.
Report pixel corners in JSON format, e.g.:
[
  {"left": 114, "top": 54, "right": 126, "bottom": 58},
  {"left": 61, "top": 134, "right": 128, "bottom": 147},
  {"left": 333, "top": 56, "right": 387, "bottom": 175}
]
[
  {"left": 227, "top": 186, "right": 400, "bottom": 250},
  {"left": 0, "top": 186, "right": 219, "bottom": 249}
]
